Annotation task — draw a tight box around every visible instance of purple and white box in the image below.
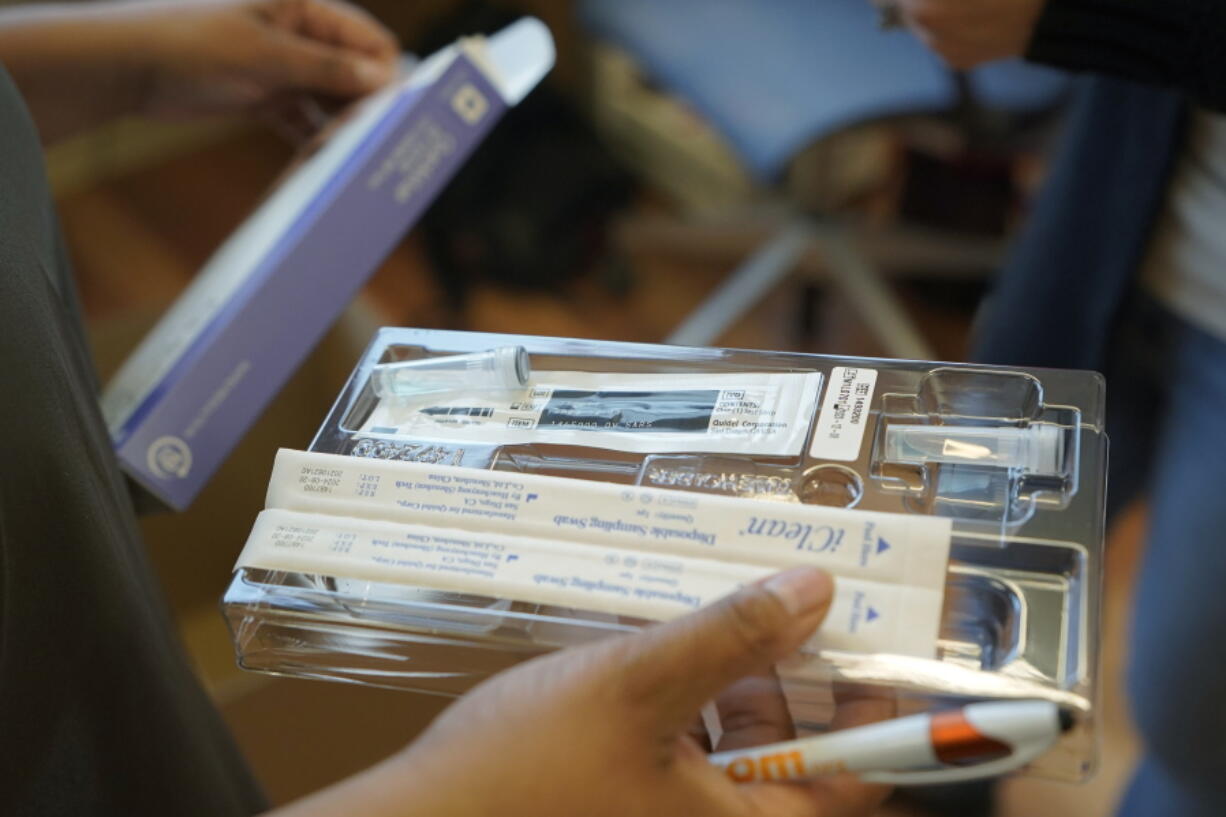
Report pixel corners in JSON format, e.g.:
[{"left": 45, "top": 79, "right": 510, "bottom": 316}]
[{"left": 100, "top": 19, "right": 554, "bottom": 510}]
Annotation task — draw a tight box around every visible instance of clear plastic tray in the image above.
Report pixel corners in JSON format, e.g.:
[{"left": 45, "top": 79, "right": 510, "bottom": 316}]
[{"left": 223, "top": 328, "right": 1105, "bottom": 781}]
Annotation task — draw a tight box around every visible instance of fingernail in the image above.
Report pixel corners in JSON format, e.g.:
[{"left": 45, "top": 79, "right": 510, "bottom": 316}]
[
  {"left": 356, "top": 59, "right": 392, "bottom": 88},
  {"left": 763, "top": 567, "right": 834, "bottom": 617}
]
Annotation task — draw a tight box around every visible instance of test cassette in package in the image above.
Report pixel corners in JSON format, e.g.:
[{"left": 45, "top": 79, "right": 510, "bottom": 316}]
[{"left": 223, "top": 329, "right": 1106, "bottom": 782}]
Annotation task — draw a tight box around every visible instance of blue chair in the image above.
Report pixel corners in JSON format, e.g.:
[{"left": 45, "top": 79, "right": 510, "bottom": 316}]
[{"left": 580, "top": 0, "right": 1069, "bottom": 355}]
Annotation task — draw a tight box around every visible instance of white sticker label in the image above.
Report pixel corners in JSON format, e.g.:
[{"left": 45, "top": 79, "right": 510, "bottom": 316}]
[
  {"left": 810, "top": 367, "right": 879, "bottom": 462},
  {"left": 359, "top": 371, "right": 823, "bottom": 458}
]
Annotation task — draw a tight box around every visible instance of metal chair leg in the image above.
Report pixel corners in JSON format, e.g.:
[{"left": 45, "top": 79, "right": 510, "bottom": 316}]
[
  {"left": 665, "top": 223, "right": 813, "bottom": 347},
  {"left": 665, "top": 218, "right": 936, "bottom": 361},
  {"left": 810, "top": 222, "right": 936, "bottom": 360}
]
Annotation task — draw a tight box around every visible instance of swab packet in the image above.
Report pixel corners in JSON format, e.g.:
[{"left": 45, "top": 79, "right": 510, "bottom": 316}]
[
  {"left": 264, "top": 449, "right": 952, "bottom": 590},
  {"left": 237, "top": 507, "right": 945, "bottom": 657}
]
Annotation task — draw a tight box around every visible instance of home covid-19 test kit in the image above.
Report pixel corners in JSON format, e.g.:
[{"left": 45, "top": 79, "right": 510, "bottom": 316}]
[{"left": 223, "top": 329, "right": 1107, "bottom": 782}]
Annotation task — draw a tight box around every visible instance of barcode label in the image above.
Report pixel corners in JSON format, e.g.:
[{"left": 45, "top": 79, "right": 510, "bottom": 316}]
[
  {"left": 420, "top": 406, "right": 495, "bottom": 418},
  {"left": 810, "top": 367, "right": 878, "bottom": 462},
  {"left": 538, "top": 390, "right": 718, "bottom": 432}
]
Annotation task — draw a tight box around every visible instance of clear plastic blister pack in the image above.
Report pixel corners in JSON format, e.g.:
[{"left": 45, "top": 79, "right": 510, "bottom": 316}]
[{"left": 223, "top": 328, "right": 1106, "bottom": 781}]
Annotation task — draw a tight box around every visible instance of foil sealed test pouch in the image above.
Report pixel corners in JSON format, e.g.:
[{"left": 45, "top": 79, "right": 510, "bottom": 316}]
[{"left": 223, "top": 328, "right": 1107, "bottom": 782}]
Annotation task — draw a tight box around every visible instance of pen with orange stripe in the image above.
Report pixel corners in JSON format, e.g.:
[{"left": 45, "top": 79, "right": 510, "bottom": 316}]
[{"left": 708, "top": 700, "right": 1074, "bottom": 785}]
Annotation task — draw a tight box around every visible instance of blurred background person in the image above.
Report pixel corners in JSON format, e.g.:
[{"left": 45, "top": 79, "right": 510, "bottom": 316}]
[{"left": 895, "top": 0, "right": 1226, "bottom": 815}]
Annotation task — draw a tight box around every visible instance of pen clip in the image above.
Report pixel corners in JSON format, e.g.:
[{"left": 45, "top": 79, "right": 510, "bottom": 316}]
[{"left": 858, "top": 740, "right": 1048, "bottom": 786}]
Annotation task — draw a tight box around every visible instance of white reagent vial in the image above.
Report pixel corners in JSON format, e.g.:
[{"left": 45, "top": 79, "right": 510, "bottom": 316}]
[
  {"left": 370, "top": 346, "right": 530, "bottom": 399},
  {"left": 883, "top": 424, "right": 1064, "bottom": 475}
]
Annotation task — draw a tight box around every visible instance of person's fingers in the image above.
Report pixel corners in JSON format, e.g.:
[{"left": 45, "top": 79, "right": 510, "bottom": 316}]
[
  {"left": 892, "top": 0, "right": 941, "bottom": 30},
  {"left": 615, "top": 567, "right": 835, "bottom": 734},
  {"left": 741, "top": 744, "right": 893, "bottom": 817},
  {"left": 259, "top": 91, "right": 332, "bottom": 143},
  {"left": 803, "top": 685, "right": 897, "bottom": 816},
  {"left": 805, "top": 771, "right": 894, "bottom": 817},
  {"left": 260, "top": 0, "right": 399, "bottom": 58},
  {"left": 733, "top": 765, "right": 893, "bottom": 817},
  {"left": 714, "top": 671, "right": 796, "bottom": 752},
  {"left": 829, "top": 683, "right": 897, "bottom": 730},
  {"left": 687, "top": 712, "right": 713, "bottom": 753},
  {"left": 739, "top": 779, "right": 893, "bottom": 817},
  {"left": 722, "top": 683, "right": 896, "bottom": 816},
  {"left": 263, "top": 29, "right": 394, "bottom": 97},
  {"left": 296, "top": 0, "right": 399, "bottom": 58},
  {"left": 893, "top": 0, "right": 970, "bottom": 48},
  {"left": 893, "top": 0, "right": 1032, "bottom": 67},
  {"left": 735, "top": 782, "right": 821, "bottom": 817}
]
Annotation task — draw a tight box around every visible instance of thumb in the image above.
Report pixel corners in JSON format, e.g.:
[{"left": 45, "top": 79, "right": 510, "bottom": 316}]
[
  {"left": 616, "top": 567, "right": 834, "bottom": 733},
  {"left": 264, "top": 31, "right": 395, "bottom": 98}
]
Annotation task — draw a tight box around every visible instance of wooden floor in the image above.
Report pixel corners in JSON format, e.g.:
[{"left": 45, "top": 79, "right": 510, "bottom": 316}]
[{"left": 59, "top": 125, "right": 1142, "bottom": 814}]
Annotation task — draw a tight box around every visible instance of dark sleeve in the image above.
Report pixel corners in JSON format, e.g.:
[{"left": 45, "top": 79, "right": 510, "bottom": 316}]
[
  {"left": 0, "top": 63, "right": 266, "bottom": 817},
  {"left": 1025, "top": 0, "right": 1226, "bottom": 112}
]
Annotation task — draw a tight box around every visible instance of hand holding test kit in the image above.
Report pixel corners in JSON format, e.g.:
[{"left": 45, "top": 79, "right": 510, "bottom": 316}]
[
  {"left": 100, "top": 19, "right": 554, "bottom": 510},
  {"left": 224, "top": 329, "right": 1107, "bottom": 784}
]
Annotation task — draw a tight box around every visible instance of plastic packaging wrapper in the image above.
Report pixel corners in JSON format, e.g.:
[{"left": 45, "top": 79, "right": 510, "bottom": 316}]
[{"left": 223, "top": 328, "right": 1105, "bottom": 781}]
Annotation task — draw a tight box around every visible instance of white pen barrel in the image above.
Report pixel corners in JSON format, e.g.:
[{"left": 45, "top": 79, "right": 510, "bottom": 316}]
[
  {"left": 965, "top": 701, "right": 1062, "bottom": 745},
  {"left": 711, "top": 715, "right": 937, "bottom": 782},
  {"left": 711, "top": 701, "right": 1065, "bottom": 785}
]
